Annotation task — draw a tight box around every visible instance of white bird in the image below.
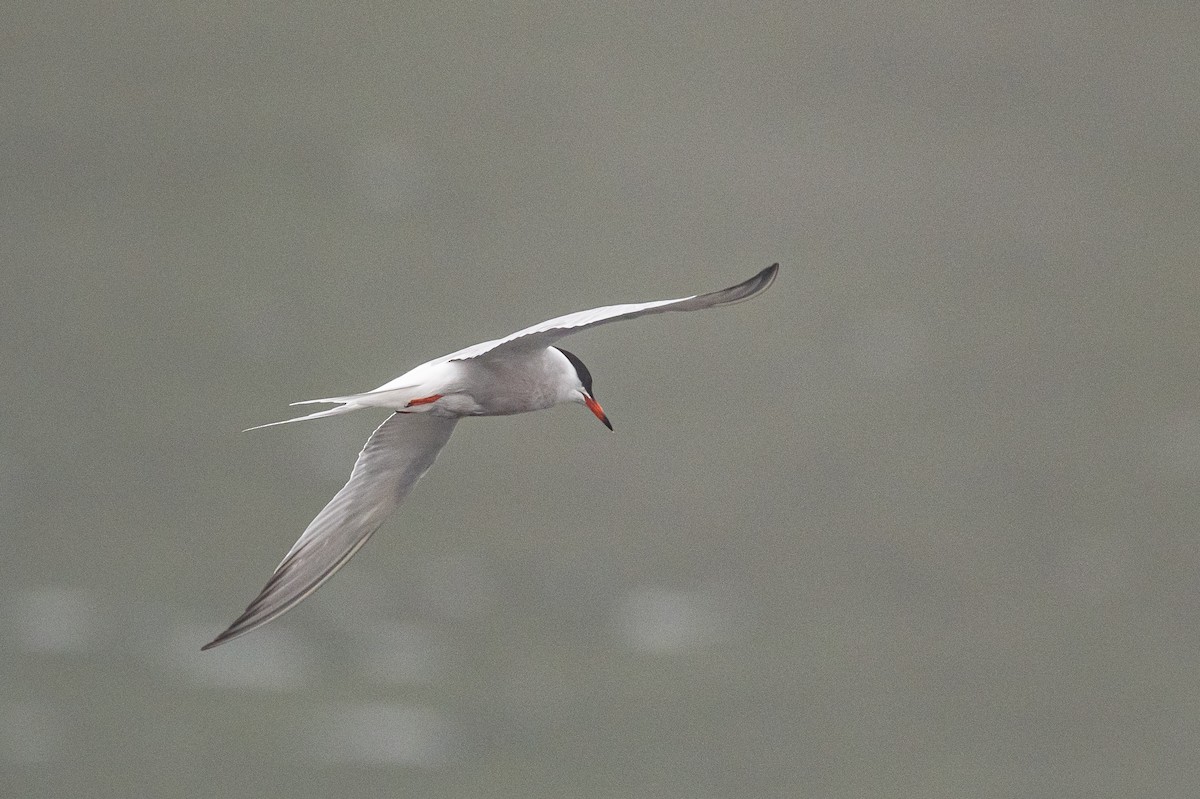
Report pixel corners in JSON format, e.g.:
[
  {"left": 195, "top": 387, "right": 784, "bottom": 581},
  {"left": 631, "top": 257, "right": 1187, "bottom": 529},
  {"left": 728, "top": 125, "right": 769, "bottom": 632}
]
[{"left": 203, "top": 264, "right": 778, "bottom": 650}]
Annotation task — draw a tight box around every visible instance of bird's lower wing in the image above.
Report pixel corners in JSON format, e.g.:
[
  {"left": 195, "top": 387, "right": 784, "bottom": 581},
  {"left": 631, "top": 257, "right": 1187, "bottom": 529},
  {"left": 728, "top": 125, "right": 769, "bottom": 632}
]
[
  {"left": 438, "top": 263, "right": 779, "bottom": 363},
  {"left": 203, "top": 412, "right": 459, "bottom": 650}
]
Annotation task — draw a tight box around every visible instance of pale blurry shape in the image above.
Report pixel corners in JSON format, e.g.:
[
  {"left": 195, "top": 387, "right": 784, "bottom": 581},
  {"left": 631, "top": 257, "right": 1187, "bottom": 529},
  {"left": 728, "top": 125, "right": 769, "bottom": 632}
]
[
  {"left": 310, "top": 703, "right": 450, "bottom": 767},
  {"left": 349, "top": 137, "right": 428, "bottom": 214},
  {"left": 170, "top": 623, "right": 312, "bottom": 691},
  {"left": 13, "top": 585, "right": 96, "bottom": 654},
  {"left": 417, "top": 553, "right": 497, "bottom": 620},
  {"left": 616, "top": 585, "right": 735, "bottom": 653},
  {"left": 0, "top": 702, "right": 62, "bottom": 763},
  {"left": 346, "top": 620, "right": 442, "bottom": 685}
]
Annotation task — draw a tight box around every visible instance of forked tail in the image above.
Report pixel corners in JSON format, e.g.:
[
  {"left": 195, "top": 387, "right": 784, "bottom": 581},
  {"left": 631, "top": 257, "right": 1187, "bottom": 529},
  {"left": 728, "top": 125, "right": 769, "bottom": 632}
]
[{"left": 243, "top": 401, "right": 363, "bottom": 432}]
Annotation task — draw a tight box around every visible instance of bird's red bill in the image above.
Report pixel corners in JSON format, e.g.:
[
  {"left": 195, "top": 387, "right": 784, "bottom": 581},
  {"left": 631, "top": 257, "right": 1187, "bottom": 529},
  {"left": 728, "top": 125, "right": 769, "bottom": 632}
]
[{"left": 584, "top": 394, "right": 612, "bottom": 430}]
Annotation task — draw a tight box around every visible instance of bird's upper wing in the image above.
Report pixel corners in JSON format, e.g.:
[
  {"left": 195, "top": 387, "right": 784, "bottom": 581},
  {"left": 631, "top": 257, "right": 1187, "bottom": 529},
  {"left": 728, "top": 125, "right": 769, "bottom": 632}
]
[
  {"left": 436, "top": 263, "right": 779, "bottom": 364},
  {"left": 203, "top": 412, "right": 458, "bottom": 650}
]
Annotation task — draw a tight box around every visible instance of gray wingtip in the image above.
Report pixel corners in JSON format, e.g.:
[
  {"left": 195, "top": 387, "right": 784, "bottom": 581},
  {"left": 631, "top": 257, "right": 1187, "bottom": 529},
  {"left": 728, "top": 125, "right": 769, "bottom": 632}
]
[
  {"left": 201, "top": 599, "right": 277, "bottom": 650},
  {"left": 200, "top": 631, "right": 233, "bottom": 651},
  {"left": 749, "top": 262, "right": 780, "bottom": 298},
  {"left": 201, "top": 622, "right": 243, "bottom": 650},
  {"left": 696, "top": 262, "right": 779, "bottom": 308}
]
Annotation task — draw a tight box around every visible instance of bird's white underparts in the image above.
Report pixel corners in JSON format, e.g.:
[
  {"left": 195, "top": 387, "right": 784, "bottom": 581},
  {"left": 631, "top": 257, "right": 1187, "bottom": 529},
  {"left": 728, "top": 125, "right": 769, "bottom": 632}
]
[{"left": 203, "top": 264, "right": 779, "bottom": 650}]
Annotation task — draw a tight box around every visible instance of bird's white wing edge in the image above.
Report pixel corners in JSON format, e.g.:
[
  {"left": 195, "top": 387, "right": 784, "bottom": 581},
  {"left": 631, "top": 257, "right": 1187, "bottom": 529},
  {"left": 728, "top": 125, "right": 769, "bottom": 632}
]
[
  {"left": 437, "top": 263, "right": 779, "bottom": 364},
  {"left": 248, "top": 265, "right": 779, "bottom": 413},
  {"left": 203, "top": 412, "right": 459, "bottom": 650}
]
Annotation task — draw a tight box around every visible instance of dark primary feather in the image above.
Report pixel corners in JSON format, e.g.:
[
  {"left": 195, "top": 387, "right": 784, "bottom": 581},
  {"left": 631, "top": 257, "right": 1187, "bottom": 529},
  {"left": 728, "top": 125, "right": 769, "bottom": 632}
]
[{"left": 439, "top": 263, "right": 780, "bottom": 363}]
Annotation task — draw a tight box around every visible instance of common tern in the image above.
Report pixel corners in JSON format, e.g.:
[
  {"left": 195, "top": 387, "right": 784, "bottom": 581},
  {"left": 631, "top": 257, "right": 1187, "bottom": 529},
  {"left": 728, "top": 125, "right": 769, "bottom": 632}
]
[{"left": 203, "top": 263, "right": 778, "bottom": 649}]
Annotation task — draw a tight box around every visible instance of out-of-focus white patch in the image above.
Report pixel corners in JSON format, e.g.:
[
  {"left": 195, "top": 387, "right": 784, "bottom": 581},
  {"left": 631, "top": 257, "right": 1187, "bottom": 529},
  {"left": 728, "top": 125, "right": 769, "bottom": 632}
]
[
  {"left": 171, "top": 623, "right": 312, "bottom": 691},
  {"left": 0, "top": 701, "right": 62, "bottom": 763},
  {"left": 616, "top": 585, "right": 735, "bottom": 653},
  {"left": 310, "top": 703, "right": 450, "bottom": 767},
  {"left": 13, "top": 586, "right": 96, "bottom": 654}
]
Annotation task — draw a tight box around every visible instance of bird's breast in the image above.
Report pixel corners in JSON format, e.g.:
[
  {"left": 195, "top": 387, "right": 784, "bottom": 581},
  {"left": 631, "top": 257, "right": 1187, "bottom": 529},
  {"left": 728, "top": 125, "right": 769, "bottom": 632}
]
[{"left": 455, "top": 354, "right": 565, "bottom": 416}]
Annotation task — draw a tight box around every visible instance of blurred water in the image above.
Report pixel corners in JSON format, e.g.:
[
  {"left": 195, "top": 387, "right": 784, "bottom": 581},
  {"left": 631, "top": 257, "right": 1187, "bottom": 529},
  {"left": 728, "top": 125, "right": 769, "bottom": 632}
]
[{"left": 5, "top": 2, "right": 1200, "bottom": 798}]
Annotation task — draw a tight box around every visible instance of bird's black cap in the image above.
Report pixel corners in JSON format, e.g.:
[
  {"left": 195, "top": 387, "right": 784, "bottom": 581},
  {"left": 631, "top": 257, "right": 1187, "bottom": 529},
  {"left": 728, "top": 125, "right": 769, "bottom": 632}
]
[
  {"left": 556, "top": 347, "right": 612, "bottom": 430},
  {"left": 556, "top": 347, "right": 594, "bottom": 397}
]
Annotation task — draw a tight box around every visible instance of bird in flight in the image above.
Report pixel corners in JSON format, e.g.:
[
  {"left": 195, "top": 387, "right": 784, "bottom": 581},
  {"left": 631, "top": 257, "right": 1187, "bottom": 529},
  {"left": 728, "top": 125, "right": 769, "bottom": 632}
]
[{"left": 203, "top": 263, "right": 779, "bottom": 649}]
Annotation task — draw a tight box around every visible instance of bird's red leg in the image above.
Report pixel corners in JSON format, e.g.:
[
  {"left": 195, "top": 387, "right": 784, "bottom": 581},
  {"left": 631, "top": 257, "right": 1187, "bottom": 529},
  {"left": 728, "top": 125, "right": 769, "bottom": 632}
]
[{"left": 404, "top": 394, "right": 443, "bottom": 407}]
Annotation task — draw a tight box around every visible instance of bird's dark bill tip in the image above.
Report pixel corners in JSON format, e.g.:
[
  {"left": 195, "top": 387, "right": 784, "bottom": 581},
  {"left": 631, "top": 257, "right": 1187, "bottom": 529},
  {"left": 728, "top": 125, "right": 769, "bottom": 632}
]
[{"left": 584, "top": 394, "right": 613, "bottom": 430}]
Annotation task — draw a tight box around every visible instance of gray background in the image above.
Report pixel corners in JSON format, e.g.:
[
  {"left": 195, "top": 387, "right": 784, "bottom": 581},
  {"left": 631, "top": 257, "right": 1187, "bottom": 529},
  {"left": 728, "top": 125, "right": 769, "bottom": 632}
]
[{"left": 4, "top": 2, "right": 1197, "bottom": 797}]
